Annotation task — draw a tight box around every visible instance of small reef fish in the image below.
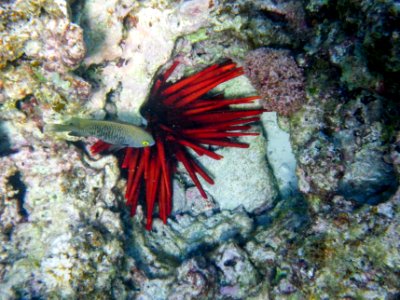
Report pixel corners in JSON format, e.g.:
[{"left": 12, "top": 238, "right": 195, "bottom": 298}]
[{"left": 48, "top": 117, "right": 155, "bottom": 148}]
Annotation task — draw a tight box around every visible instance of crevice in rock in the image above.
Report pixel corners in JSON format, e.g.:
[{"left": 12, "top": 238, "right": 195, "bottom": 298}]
[{"left": 7, "top": 171, "right": 28, "bottom": 220}]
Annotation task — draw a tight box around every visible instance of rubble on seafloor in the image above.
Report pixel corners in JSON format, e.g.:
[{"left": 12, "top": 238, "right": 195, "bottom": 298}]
[{"left": 0, "top": 0, "right": 399, "bottom": 298}]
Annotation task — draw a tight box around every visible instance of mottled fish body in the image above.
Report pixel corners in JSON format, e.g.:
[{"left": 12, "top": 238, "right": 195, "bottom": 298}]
[{"left": 49, "top": 117, "right": 155, "bottom": 148}]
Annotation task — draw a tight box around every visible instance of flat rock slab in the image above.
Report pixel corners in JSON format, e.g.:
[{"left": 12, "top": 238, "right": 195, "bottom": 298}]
[{"left": 196, "top": 132, "right": 278, "bottom": 213}]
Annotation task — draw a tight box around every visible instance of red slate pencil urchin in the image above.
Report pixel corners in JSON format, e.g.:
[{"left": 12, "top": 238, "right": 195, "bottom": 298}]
[{"left": 90, "top": 59, "right": 265, "bottom": 230}]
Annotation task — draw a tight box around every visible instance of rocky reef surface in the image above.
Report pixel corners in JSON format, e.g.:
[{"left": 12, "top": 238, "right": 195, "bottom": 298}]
[{"left": 0, "top": 0, "right": 399, "bottom": 299}]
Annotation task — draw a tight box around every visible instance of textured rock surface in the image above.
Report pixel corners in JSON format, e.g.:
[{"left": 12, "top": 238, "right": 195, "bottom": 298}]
[
  {"left": 245, "top": 48, "right": 306, "bottom": 116},
  {"left": 76, "top": 0, "right": 224, "bottom": 124},
  {"left": 1, "top": 0, "right": 400, "bottom": 298},
  {"left": 261, "top": 112, "right": 299, "bottom": 200},
  {"left": 292, "top": 58, "right": 397, "bottom": 205},
  {"left": 0, "top": 111, "right": 126, "bottom": 298},
  {"left": 212, "top": 242, "right": 260, "bottom": 299},
  {"left": 195, "top": 134, "right": 278, "bottom": 213}
]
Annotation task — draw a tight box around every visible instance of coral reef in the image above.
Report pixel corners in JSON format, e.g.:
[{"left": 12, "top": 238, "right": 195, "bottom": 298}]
[
  {"left": 292, "top": 13, "right": 398, "bottom": 205},
  {"left": 244, "top": 48, "right": 306, "bottom": 116},
  {"left": 244, "top": 191, "right": 400, "bottom": 298},
  {"left": 0, "top": 110, "right": 126, "bottom": 298},
  {"left": 0, "top": 0, "right": 399, "bottom": 298},
  {"left": 76, "top": 0, "right": 220, "bottom": 124},
  {"left": 0, "top": 0, "right": 88, "bottom": 115},
  {"left": 24, "top": 17, "right": 85, "bottom": 73},
  {"left": 212, "top": 242, "right": 260, "bottom": 299}
]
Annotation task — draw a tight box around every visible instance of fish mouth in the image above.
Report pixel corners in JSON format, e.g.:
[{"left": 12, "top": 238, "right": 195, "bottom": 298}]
[{"left": 147, "top": 139, "right": 156, "bottom": 147}]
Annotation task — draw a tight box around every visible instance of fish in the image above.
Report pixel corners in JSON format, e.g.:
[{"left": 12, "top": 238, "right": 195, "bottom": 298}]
[{"left": 47, "top": 117, "right": 155, "bottom": 148}]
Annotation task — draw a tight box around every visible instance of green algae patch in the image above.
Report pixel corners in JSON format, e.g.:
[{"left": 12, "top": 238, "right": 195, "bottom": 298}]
[{"left": 185, "top": 28, "right": 208, "bottom": 43}]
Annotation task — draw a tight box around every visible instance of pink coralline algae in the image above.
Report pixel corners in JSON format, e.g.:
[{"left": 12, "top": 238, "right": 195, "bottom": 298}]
[{"left": 244, "top": 48, "right": 305, "bottom": 116}]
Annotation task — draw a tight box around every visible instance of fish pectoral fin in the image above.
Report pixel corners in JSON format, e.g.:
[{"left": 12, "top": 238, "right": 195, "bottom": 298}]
[
  {"left": 67, "top": 131, "right": 84, "bottom": 137},
  {"left": 108, "top": 144, "right": 124, "bottom": 152}
]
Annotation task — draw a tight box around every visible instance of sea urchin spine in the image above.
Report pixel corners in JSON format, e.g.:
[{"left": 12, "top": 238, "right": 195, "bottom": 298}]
[{"left": 91, "top": 60, "right": 265, "bottom": 229}]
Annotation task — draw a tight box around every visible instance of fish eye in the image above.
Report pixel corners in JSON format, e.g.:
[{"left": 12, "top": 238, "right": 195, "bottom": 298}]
[{"left": 142, "top": 140, "right": 150, "bottom": 146}]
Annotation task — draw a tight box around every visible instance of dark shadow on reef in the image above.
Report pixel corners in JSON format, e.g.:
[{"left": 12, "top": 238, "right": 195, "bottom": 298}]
[
  {"left": 0, "top": 120, "right": 17, "bottom": 157},
  {"left": 7, "top": 171, "right": 28, "bottom": 220},
  {"left": 70, "top": 0, "right": 107, "bottom": 59}
]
